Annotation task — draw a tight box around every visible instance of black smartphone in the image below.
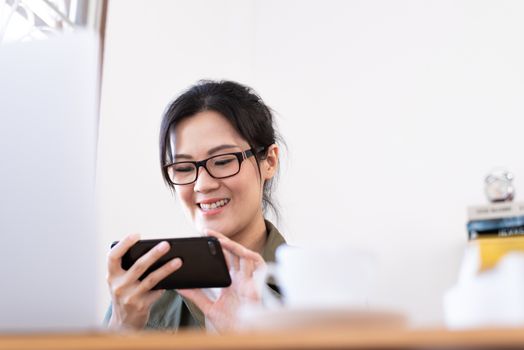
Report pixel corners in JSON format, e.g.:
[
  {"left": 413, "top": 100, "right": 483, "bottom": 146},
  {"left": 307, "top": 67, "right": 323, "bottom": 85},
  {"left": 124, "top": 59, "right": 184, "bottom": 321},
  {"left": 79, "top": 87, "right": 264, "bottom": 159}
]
[{"left": 111, "top": 237, "right": 231, "bottom": 290}]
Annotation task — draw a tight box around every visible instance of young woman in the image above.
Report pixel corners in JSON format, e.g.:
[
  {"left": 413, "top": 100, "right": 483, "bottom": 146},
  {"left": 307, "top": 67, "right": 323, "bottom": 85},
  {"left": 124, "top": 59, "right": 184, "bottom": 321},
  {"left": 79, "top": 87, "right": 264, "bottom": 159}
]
[{"left": 105, "top": 80, "right": 285, "bottom": 332}]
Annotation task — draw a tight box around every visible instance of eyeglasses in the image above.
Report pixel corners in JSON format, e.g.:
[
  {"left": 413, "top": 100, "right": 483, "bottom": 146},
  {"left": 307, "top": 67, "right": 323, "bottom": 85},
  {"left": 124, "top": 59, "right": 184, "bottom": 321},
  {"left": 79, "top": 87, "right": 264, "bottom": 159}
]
[{"left": 164, "top": 147, "right": 266, "bottom": 185}]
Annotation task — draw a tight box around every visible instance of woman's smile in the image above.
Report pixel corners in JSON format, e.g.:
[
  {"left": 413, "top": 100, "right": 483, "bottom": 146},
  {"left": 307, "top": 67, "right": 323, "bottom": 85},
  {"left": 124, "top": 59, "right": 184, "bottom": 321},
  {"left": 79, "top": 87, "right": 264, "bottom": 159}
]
[{"left": 197, "top": 198, "right": 231, "bottom": 216}]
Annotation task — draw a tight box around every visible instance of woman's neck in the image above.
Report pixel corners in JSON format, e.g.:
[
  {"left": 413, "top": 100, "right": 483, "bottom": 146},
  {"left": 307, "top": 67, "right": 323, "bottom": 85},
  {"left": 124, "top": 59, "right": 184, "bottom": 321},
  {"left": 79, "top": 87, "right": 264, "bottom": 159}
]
[{"left": 230, "top": 213, "right": 267, "bottom": 254}]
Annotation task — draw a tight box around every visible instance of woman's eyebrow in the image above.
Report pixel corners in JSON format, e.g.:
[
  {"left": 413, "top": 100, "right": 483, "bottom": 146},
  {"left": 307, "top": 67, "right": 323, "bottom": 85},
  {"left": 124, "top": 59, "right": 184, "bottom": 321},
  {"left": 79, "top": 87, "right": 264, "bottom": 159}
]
[
  {"left": 173, "top": 153, "right": 192, "bottom": 160},
  {"left": 207, "top": 144, "right": 239, "bottom": 155},
  {"left": 173, "top": 144, "right": 240, "bottom": 160}
]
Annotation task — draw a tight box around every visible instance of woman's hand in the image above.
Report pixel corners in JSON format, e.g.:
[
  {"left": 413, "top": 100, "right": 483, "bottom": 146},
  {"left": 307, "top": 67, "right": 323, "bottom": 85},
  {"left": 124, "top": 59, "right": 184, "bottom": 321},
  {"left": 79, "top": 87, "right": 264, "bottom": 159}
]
[
  {"left": 177, "top": 229, "right": 266, "bottom": 333},
  {"left": 106, "top": 233, "right": 182, "bottom": 330}
]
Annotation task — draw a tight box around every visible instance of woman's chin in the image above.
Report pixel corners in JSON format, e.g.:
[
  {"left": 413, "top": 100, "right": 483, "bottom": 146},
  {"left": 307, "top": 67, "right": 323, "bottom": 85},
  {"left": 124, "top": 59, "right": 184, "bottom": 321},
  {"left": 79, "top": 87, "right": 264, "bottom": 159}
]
[{"left": 196, "top": 219, "right": 231, "bottom": 236}]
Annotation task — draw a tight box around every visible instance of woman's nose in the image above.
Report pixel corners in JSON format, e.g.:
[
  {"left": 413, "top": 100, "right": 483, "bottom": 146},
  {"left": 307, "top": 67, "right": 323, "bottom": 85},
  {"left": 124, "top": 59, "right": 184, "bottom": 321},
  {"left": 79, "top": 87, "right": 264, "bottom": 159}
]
[{"left": 193, "top": 166, "right": 220, "bottom": 193}]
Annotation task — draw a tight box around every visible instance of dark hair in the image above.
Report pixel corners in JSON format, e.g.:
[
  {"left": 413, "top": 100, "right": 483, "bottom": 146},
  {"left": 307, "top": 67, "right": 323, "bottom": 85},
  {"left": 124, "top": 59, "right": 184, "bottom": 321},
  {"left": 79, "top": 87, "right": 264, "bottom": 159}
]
[{"left": 159, "top": 80, "right": 282, "bottom": 219}]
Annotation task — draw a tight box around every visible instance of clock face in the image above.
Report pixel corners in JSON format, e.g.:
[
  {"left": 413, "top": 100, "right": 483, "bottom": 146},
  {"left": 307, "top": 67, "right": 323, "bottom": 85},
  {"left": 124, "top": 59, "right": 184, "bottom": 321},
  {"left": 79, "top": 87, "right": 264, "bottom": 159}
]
[{"left": 485, "top": 170, "right": 515, "bottom": 202}]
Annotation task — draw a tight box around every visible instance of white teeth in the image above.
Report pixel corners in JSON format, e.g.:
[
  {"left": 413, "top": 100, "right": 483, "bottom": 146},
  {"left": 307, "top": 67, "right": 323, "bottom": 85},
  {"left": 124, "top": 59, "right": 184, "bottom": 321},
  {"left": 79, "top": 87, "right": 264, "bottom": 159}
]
[{"left": 200, "top": 199, "right": 230, "bottom": 210}]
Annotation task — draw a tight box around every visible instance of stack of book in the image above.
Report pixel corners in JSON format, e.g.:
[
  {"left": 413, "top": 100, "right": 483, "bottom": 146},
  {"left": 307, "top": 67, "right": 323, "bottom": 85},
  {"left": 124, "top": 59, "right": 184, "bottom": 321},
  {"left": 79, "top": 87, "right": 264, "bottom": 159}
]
[
  {"left": 467, "top": 201, "right": 524, "bottom": 272},
  {"left": 445, "top": 200, "right": 524, "bottom": 327},
  {"left": 467, "top": 201, "right": 524, "bottom": 240}
]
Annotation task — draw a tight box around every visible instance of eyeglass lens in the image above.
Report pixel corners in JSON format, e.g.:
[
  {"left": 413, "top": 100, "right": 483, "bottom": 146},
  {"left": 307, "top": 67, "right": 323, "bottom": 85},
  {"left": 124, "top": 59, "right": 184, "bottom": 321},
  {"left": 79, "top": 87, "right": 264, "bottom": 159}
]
[{"left": 167, "top": 154, "right": 240, "bottom": 185}]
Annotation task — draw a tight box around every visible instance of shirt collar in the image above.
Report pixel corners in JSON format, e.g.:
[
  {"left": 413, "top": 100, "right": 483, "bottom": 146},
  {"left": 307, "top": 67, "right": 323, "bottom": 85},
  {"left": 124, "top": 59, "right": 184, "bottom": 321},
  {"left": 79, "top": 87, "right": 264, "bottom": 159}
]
[{"left": 261, "top": 219, "right": 286, "bottom": 263}]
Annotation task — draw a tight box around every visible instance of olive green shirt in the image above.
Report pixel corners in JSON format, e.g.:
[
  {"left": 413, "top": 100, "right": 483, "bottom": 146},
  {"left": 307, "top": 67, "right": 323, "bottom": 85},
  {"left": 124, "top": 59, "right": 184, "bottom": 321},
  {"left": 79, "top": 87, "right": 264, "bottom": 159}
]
[{"left": 104, "top": 220, "right": 286, "bottom": 331}]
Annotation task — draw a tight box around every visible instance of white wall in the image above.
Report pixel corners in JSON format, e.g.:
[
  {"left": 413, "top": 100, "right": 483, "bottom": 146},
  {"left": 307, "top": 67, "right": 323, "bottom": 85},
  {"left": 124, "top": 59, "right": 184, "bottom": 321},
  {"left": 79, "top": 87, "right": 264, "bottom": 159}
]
[{"left": 97, "top": 0, "right": 524, "bottom": 326}]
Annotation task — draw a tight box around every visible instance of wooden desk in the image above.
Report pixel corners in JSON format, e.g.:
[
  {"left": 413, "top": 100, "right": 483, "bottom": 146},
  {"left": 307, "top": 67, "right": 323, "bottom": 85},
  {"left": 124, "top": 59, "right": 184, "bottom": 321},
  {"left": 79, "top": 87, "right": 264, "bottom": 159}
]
[{"left": 2, "top": 328, "right": 524, "bottom": 350}]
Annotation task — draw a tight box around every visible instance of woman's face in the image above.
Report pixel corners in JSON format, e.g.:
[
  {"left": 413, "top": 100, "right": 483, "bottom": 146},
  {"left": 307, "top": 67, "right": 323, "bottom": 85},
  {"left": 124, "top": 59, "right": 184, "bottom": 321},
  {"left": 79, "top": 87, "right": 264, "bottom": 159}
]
[{"left": 170, "top": 110, "right": 275, "bottom": 238}]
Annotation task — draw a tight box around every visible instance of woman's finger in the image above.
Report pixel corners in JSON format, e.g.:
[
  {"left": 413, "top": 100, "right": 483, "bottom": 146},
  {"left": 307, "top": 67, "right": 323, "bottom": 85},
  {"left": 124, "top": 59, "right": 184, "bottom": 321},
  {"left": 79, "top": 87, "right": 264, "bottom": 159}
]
[
  {"left": 137, "top": 257, "right": 182, "bottom": 294},
  {"left": 205, "top": 229, "right": 244, "bottom": 270},
  {"left": 222, "top": 249, "right": 233, "bottom": 271},
  {"left": 177, "top": 289, "right": 214, "bottom": 315},
  {"left": 205, "top": 227, "right": 264, "bottom": 274},
  {"left": 219, "top": 238, "right": 264, "bottom": 265},
  {"left": 107, "top": 233, "right": 141, "bottom": 275},
  {"left": 239, "top": 256, "right": 255, "bottom": 278},
  {"left": 125, "top": 241, "right": 171, "bottom": 281},
  {"left": 232, "top": 251, "right": 240, "bottom": 272},
  {"left": 223, "top": 248, "right": 240, "bottom": 272}
]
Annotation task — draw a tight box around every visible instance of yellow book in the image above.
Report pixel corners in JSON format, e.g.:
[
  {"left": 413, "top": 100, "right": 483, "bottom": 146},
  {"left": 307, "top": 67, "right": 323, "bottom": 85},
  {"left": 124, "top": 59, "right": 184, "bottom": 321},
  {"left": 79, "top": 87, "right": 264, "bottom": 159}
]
[{"left": 478, "top": 236, "right": 524, "bottom": 271}]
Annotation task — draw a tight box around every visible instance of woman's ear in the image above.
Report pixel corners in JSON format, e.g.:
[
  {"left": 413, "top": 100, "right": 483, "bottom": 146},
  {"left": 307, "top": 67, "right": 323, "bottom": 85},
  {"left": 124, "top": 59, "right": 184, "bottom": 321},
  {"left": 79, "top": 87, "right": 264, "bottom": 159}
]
[{"left": 262, "top": 144, "right": 279, "bottom": 180}]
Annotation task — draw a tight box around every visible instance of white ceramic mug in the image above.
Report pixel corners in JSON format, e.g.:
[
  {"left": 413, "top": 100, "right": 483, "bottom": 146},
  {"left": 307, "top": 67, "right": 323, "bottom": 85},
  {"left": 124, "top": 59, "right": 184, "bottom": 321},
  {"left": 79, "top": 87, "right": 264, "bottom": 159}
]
[{"left": 265, "top": 244, "right": 376, "bottom": 309}]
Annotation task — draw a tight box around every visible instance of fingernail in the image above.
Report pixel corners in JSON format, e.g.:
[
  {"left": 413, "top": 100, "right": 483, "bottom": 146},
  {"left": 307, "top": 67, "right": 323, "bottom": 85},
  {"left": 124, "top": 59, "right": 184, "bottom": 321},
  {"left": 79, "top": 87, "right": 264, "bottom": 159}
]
[
  {"left": 157, "top": 241, "right": 169, "bottom": 252},
  {"left": 171, "top": 258, "right": 182, "bottom": 267},
  {"left": 129, "top": 233, "right": 140, "bottom": 241}
]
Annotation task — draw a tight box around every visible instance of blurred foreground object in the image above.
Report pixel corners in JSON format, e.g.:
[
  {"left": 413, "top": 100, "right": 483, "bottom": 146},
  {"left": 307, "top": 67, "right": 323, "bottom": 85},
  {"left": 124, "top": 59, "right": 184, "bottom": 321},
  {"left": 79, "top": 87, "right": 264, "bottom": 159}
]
[
  {"left": 237, "top": 244, "right": 407, "bottom": 331},
  {"left": 0, "top": 31, "right": 100, "bottom": 332},
  {"left": 444, "top": 238, "right": 524, "bottom": 329}
]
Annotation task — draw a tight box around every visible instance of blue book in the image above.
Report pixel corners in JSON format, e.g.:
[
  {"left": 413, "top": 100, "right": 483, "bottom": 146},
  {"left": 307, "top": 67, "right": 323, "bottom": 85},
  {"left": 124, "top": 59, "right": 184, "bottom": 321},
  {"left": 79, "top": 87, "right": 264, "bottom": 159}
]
[{"left": 467, "top": 216, "right": 524, "bottom": 239}]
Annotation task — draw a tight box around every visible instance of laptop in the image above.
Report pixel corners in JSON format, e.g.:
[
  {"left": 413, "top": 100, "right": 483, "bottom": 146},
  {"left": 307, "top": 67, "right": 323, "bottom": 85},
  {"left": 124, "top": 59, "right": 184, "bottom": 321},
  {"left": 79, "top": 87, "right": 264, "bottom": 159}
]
[{"left": 0, "top": 31, "right": 100, "bottom": 332}]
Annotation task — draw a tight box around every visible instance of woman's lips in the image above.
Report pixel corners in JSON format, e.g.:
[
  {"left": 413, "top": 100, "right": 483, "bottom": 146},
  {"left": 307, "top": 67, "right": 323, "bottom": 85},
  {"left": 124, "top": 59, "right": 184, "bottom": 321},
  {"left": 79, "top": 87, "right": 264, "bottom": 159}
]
[{"left": 197, "top": 198, "right": 230, "bottom": 216}]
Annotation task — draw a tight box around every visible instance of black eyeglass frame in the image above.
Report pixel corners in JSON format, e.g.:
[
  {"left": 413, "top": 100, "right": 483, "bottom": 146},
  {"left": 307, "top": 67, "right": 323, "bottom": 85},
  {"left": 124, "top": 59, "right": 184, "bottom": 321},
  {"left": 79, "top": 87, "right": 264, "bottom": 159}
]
[{"left": 163, "top": 146, "right": 267, "bottom": 186}]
